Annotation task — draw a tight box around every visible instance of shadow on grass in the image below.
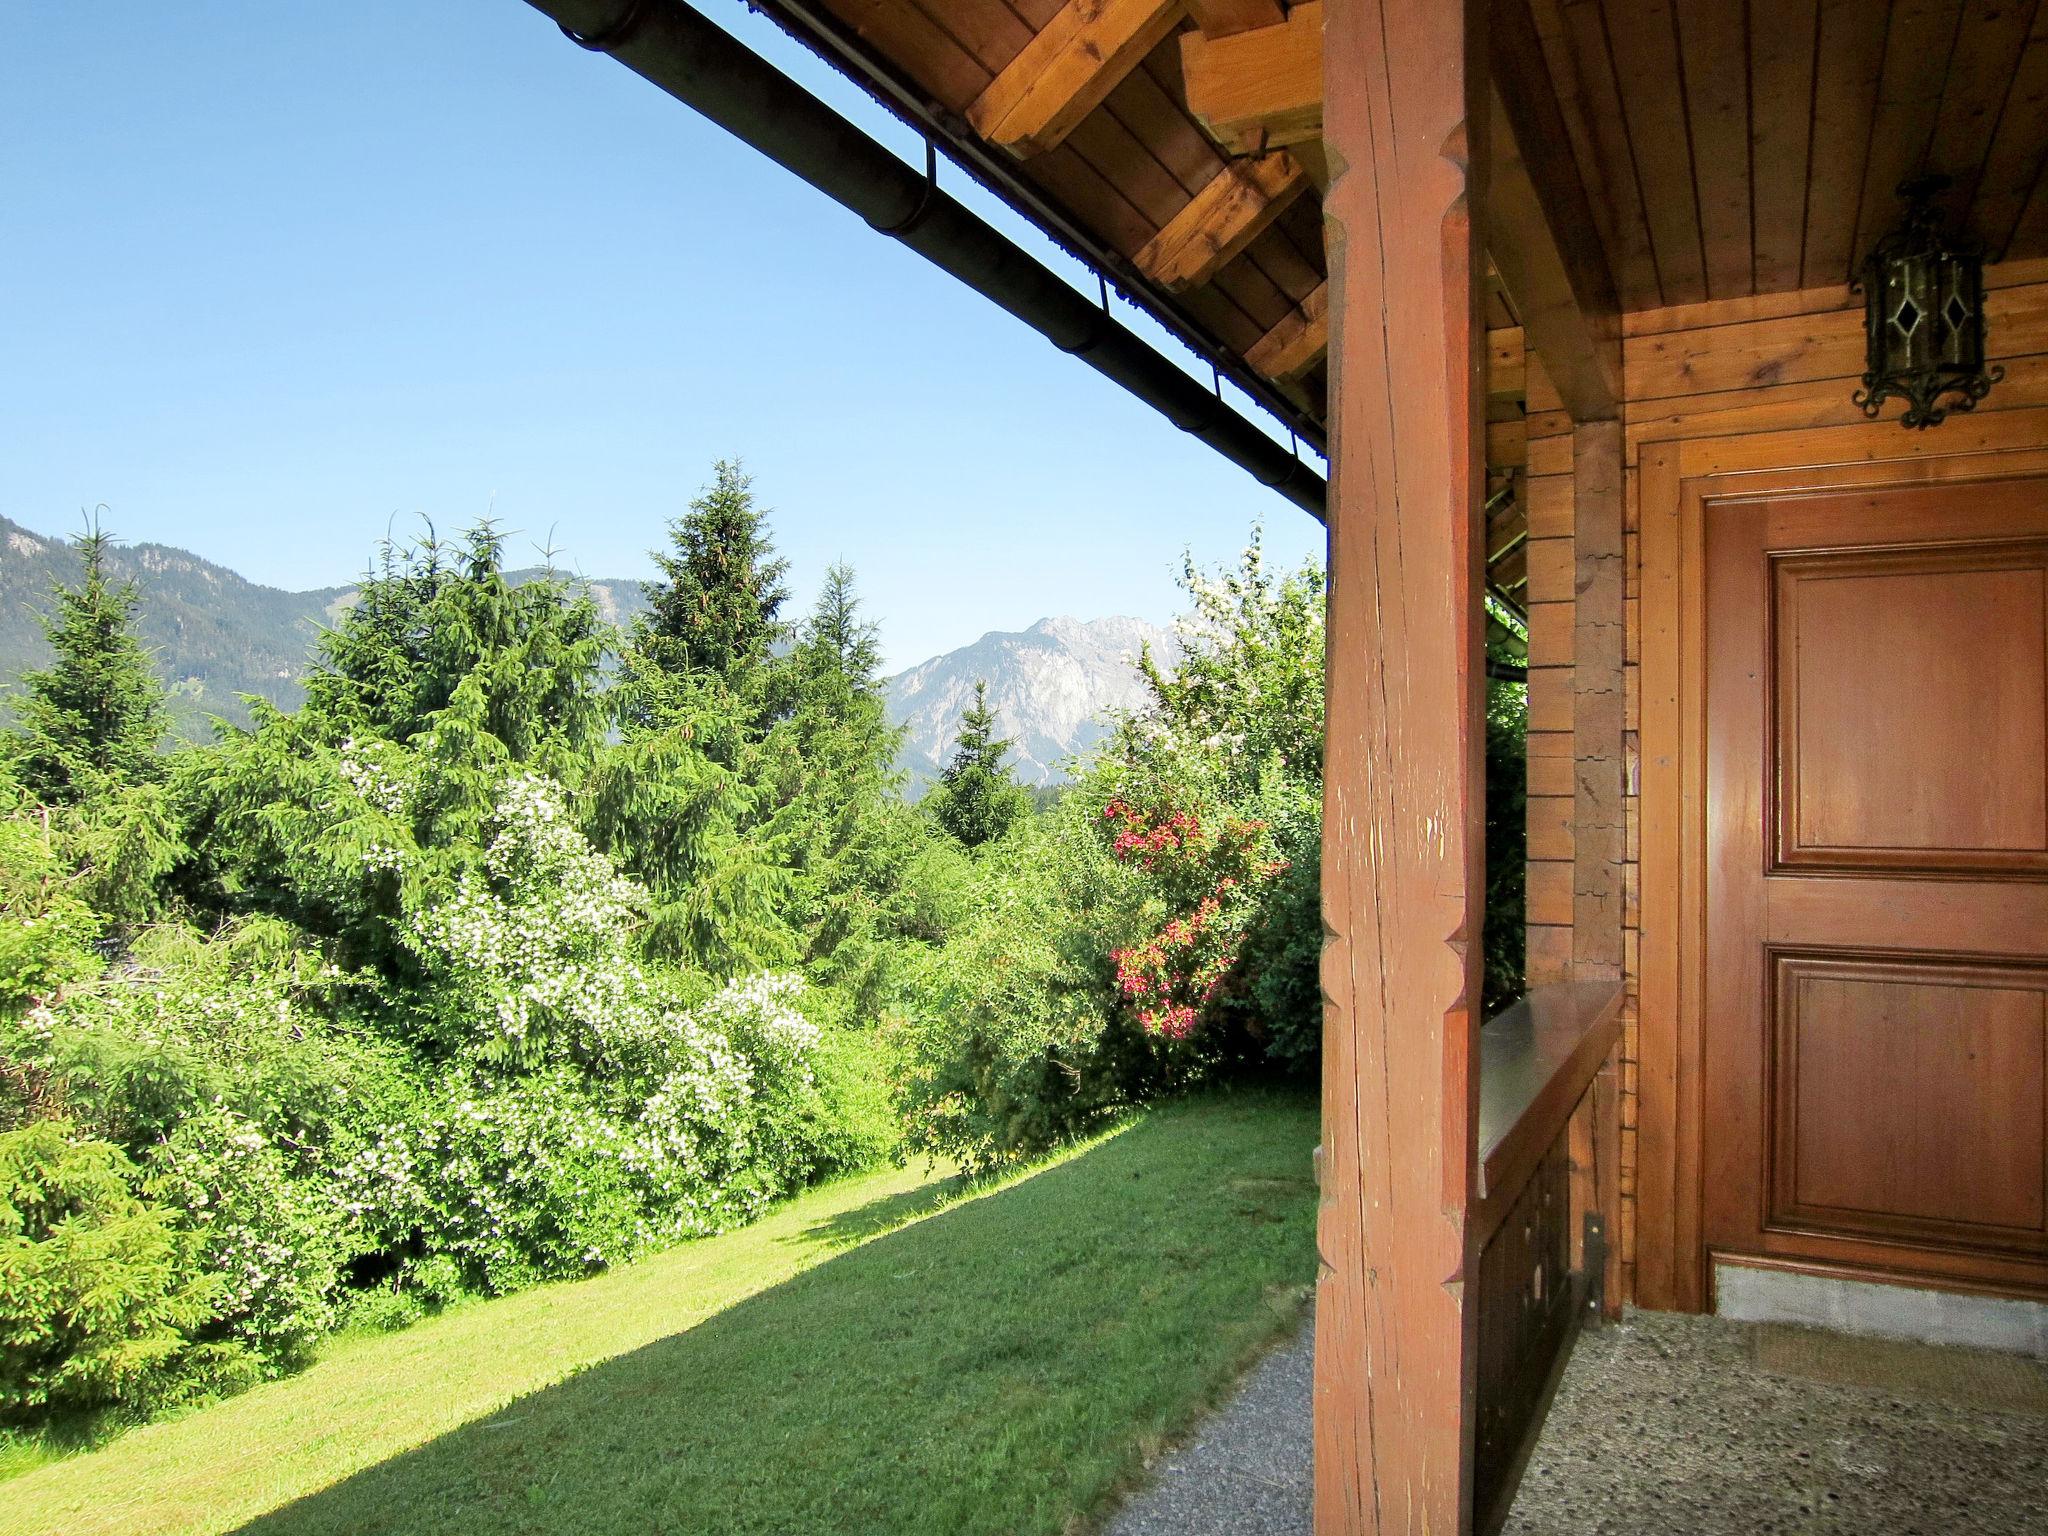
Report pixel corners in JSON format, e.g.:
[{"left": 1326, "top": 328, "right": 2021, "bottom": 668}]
[
  {"left": 791, "top": 1167, "right": 969, "bottom": 1250},
  {"left": 229, "top": 1089, "right": 1317, "bottom": 1536}
]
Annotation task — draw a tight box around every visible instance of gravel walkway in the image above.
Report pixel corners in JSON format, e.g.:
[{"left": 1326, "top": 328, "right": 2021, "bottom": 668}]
[
  {"left": 1104, "top": 1308, "right": 2048, "bottom": 1535},
  {"left": 1104, "top": 1321, "right": 1314, "bottom": 1536}
]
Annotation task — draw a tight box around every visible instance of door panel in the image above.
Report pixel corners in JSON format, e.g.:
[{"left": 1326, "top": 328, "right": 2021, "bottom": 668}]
[
  {"left": 1703, "top": 476, "right": 2048, "bottom": 1297},
  {"left": 1770, "top": 953, "right": 2047, "bottom": 1247},
  {"left": 1774, "top": 543, "right": 2048, "bottom": 874}
]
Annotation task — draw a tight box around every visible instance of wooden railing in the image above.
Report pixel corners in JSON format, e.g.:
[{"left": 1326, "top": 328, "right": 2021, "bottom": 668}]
[{"left": 1471, "top": 980, "right": 1624, "bottom": 1534}]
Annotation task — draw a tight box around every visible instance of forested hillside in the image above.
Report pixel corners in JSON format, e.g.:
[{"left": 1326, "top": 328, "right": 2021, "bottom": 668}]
[
  {"left": 3, "top": 517, "right": 1165, "bottom": 787},
  {"left": 0, "top": 516, "right": 648, "bottom": 738}
]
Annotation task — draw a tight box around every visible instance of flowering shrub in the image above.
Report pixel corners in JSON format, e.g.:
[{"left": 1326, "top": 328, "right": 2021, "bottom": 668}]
[
  {"left": 403, "top": 773, "right": 672, "bottom": 1073},
  {"left": 898, "top": 797, "right": 1189, "bottom": 1171},
  {"left": 338, "top": 1071, "right": 656, "bottom": 1294},
  {"left": 1101, "top": 795, "right": 1284, "bottom": 1041},
  {"left": 337, "top": 982, "right": 821, "bottom": 1296},
  {"left": 147, "top": 1108, "right": 341, "bottom": 1372},
  {"left": 4, "top": 950, "right": 413, "bottom": 1159}
]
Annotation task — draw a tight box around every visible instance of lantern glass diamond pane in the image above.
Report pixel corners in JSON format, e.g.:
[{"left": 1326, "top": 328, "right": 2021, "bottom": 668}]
[{"left": 1855, "top": 176, "right": 1999, "bottom": 427}]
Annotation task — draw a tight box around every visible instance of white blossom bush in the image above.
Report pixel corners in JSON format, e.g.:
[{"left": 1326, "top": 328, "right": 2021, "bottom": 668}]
[
  {"left": 346, "top": 774, "right": 837, "bottom": 1289},
  {"left": 146, "top": 1107, "right": 341, "bottom": 1373},
  {"left": 402, "top": 772, "right": 664, "bottom": 1072},
  {"left": 336, "top": 1071, "right": 650, "bottom": 1294}
]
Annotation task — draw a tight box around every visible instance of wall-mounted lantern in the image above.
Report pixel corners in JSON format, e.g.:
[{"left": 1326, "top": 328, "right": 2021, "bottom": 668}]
[{"left": 1854, "top": 175, "right": 2002, "bottom": 428}]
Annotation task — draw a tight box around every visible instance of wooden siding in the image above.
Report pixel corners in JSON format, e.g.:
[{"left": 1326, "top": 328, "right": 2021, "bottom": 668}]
[{"left": 1527, "top": 253, "right": 2048, "bottom": 1305}]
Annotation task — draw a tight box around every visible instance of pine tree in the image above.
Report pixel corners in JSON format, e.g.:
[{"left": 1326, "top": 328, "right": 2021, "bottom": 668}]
[
  {"left": 795, "top": 561, "right": 883, "bottom": 689},
  {"left": 927, "top": 680, "right": 1029, "bottom": 849},
  {"left": 302, "top": 523, "right": 607, "bottom": 770},
  {"left": 12, "top": 527, "right": 168, "bottom": 804},
  {"left": 780, "top": 561, "right": 903, "bottom": 863},
  {"left": 626, "top": 460, "right": 791, "bottom": 708}
]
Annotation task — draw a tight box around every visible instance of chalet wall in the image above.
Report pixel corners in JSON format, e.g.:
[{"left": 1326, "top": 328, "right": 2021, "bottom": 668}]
[{"left": 1519, "top": 255, "right": 2048, "bottom": 1305}]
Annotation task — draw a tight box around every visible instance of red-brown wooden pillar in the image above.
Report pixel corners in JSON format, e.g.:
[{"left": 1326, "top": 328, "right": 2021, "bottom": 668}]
[{"left": 1315, "top": 1, "right": 1488, "bottom": 1533}]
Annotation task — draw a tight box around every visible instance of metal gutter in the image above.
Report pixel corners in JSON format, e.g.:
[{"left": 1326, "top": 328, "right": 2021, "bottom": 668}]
[
  {"left": 743, "top": 0, "right": 1330, "bottom": 460},
  {"left": 521, "top": 0, "right": 1327, "bottom": 522}
]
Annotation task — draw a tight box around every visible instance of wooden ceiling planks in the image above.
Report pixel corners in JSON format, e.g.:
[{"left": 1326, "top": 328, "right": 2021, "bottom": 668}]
[
  {"left": 1801, "top": 0, "right": 1888, "bottom": 289},
  {"left": 1601, "top": 0, "right": 1709, "bottom": 306},
  {"left": 781, "top": 0, "right": 2048, "bottom": 456},
  {"left": 1675, "top": 0, "right": 1751, "bottom": 300},
  {"left": 1848, "top": 0, "right": 1970, "bottom": 281},
  {"left": 1950, "top": 2, "right": 2048, "bottom": 254},
  {"left": 1515, "top": 0, "right": 2048, "bottom": 304},
  {"left": 1544, "top": 0, "right": 1662, "bottom": 309},
  {"left": 1924, "top": 0, "right": 2039, "bottom": 225},
  {"left": 1748, "top": 0, "right": 1818, "bottom": 295}
]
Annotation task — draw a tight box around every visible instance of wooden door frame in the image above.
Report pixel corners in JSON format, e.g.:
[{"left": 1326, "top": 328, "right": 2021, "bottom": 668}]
[{"left": 1634, "top": 405, "right": 2048, "bottom": 1313}]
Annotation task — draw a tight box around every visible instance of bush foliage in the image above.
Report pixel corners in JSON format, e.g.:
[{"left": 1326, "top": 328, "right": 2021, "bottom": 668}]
[{"left": 0, "top": 484, "right": 1525, "bottom": 1429}]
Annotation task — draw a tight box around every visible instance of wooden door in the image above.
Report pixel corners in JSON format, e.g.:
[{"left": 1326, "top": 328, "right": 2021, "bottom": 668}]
[{"left": 1702, "top": 474, "right": 2048, "bottom": 1298}]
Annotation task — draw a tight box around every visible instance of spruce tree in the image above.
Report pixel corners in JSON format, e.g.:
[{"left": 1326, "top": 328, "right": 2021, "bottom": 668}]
[
  {"left": 13, "top": 527, "right": 168, "bottom": 804},
  {"left": 928, "top": 680, "right": 1029, "bottom": 849},
  {"left": 796, "top": 561, "right": 883, "bottom": 689},
  {"left": 302, "top": 523, "right": 606, "bottom": 769},
  {"left": 628, "top": 460, "right": 791, "bottom": 700}
]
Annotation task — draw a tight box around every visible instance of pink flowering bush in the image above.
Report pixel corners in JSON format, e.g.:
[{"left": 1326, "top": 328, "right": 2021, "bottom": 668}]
[{"left": 1101, "top": 795, "right": 1284, "bottom": 1042}]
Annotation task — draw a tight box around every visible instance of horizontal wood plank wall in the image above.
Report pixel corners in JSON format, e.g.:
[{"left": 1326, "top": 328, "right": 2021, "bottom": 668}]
[
  {"left": 1613, "top": 254, "right": 2048, "bottom": 1307},
  {"left": 1523, "top": 352, "right": 1574, "bottom": 990}
]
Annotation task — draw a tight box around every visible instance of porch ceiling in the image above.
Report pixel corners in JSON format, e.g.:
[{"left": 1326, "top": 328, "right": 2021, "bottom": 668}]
[
  {"left": 763, "top": 1, "right": 2048, "bottom": 411},
  {"left": 1529, "top": 0, "right": 2048, "bottom": 309}
]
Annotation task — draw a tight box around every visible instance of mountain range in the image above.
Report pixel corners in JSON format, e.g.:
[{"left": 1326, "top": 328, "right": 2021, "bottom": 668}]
[
  {"left": 886, "top": 616, "right": 1172, "bottom": 793},
  {"left": 1, "top": 517, "right": 655, "bottom": 740},
  {"left": 0, "top": 517, "right": 1169, "bottom": 789}
]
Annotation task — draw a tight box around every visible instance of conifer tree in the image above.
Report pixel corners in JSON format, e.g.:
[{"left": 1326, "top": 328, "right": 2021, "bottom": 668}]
[
  {"left": 302, "top": 523, "right": 606, "bottom": 770},
  {"left": 626, "top": 460, "right": 791, "bottom": 708},
  {"left": 927, "top": 680, "right": 1029, "bottom": 849},
  {"left": 13, "top": 526, "right": 167, "bottom": 804},
  {"left": 795, "top": 561, "right": 883, "bottom": 690}
]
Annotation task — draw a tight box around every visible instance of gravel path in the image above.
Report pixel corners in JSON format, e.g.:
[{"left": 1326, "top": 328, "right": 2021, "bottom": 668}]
[{"left": 1104, "top": 1321, "right": 1314, "bottom": 1536}]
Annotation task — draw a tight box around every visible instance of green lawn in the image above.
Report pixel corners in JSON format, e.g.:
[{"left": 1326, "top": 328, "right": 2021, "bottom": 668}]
[{"left": 3, "top": 1087, "right": 1318, "bottom": 1536}]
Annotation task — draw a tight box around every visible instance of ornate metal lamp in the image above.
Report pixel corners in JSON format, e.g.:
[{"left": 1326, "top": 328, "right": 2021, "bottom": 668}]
[{"left": 1854, "top": 175, "right": 2001, "bottom": 428}]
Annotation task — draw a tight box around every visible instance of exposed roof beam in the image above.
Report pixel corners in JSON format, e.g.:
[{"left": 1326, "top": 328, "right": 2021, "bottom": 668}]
[
  {"left": 1486, "top": 0, "right": 1621, "bottom": 419},
  {"left": 1246, "top": 278, "right": 1327, "bottom": 380},
  {"left": 1180, "top": 1, "right": 1321, "bottom": 155},
  {"left": 1134, "top": 150, "right": 1309, "bottom": 289},
  {"left": 1184, "top": 0, "right": 1288, "bottom": 36},
  {"left": 748, "top": 0, "right": 1328, "bottom": 455},
  {"left": 967, "top": 0, "right": 1185, "bottom": 159},
  {"left": 1179, "top": 0, "right": 1620, "bottom": 417}
]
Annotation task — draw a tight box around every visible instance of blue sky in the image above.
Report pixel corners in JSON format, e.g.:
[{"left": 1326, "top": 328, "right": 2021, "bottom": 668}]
[{"left": 1, "top": 1, "right": 1325, "bottom": 672}]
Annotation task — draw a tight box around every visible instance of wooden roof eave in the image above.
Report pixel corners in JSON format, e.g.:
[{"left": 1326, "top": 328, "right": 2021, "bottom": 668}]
[{"left": 749, "top": 0, "right": 1332, "bottom": 456}]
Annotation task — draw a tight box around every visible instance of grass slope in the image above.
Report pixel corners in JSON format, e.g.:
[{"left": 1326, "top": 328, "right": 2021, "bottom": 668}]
[{"left": 4, "top": 1088, "right": 1317, "bottom": 1536}]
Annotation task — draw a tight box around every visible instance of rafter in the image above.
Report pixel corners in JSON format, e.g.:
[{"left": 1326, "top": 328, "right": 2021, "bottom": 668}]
[
  {"left": 1487, "top": 0, "right": 1620, "bottom": 419},
  {"left": 1246, "top": 278, "right": 1327, "bottom": 380},
  {"left": 1135, "top": 151, "right": 1309, "bottom": 290},
  {"left": 966, "top": 0, "right": 1184, "bottom": 160},
  {"left": 1179, "top": 0, "right": 1619, "bottom": 419},
  {"left": 1184, "top": 0, "right": 1288, "bottom": 35},
  {"left": 1180, "top": 1, "right": 1322, "bottom": 155}
]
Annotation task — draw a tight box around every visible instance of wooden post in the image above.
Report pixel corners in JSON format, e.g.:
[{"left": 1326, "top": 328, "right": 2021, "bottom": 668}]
[
  {"left": 1315, "top": 2, "right": 1488, "bottom": 1533},
  {"left": 1571, "top": 419, "right": 1625, "bottom": 979}
]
